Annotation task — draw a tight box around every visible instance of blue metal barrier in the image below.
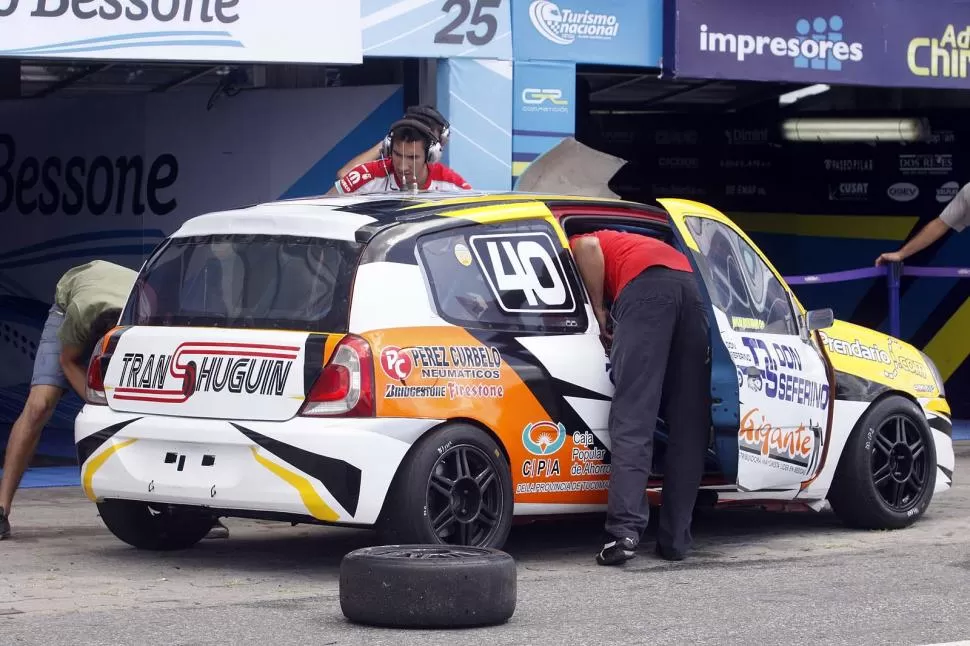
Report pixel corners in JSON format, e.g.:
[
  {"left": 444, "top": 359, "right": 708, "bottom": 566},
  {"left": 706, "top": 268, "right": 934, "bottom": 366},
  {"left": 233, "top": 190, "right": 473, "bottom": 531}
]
[{"left": 783, "top": 262, "right": 970, "bottom": 340}]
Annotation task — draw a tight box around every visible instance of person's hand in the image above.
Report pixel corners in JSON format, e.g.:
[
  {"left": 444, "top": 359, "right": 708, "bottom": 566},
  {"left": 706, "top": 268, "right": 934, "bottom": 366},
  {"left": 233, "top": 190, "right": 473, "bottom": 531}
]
[
  {"left": 595, "top": 309, "right": 612, "bottom": 343},
  {"left": 875, "top": 250, "right": 904, "bottom": 266}
]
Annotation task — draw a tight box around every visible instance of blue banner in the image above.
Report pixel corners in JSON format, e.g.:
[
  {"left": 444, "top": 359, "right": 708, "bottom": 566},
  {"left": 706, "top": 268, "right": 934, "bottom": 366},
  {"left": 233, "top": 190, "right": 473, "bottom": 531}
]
[
  {"left": 436, "top": 58, "right": 514, "bottom": 190},
  {"left": 671, "top": 0, "right": 970, "bottom": 89},
  {"left": 362, "top": 0, "right": 512, "bottom": 59},
  {"left": 512, "top": 61, "right": 575, "bottom": 185},
  {"left": 511, "top": 0, "right": 663, "bottom": 66}
]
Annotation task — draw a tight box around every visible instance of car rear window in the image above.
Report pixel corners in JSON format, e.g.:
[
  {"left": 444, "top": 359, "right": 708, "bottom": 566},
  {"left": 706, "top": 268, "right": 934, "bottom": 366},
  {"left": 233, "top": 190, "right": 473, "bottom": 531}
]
[{"left": 120, "top": 233, "right": 362, "bottom": 332}]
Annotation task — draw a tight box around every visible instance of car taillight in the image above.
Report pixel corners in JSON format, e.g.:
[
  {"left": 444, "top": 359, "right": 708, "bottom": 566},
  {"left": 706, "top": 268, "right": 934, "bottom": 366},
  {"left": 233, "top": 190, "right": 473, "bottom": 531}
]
[
  {"left": 85, "top": 340, "right": 109, "bottom": 406},
  {"left": 299, "top": 334, "right": 374, "bottom": 417}
]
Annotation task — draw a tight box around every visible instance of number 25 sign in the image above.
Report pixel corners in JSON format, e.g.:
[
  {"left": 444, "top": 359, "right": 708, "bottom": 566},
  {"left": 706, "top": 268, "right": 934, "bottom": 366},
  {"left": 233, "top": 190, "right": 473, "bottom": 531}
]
[{"left": 361, "top": 0, "right": 512, "bottom": 59}]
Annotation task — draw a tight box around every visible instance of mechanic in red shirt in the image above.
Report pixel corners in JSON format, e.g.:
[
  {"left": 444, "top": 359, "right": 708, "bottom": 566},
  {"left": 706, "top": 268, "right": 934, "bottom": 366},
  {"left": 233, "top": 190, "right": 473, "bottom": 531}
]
[
  {"left": 329, "top": 117, "right": 471, "bottom": 195},
  {"left": 569, "top": 229, "right": 711, "bottom": 565}
]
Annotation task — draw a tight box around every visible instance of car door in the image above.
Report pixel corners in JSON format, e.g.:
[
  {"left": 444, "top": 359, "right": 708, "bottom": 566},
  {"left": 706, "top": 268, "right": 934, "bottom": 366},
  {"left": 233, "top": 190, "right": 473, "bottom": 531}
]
[{"left": 658, "top": 198, "right": 833, "bottom": 493}]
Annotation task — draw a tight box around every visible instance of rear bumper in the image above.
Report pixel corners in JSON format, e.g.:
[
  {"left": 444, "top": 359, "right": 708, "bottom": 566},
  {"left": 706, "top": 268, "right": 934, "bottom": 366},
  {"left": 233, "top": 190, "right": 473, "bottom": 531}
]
[{"left": 74, "top": 405, "right": 442, "bottom": 526}]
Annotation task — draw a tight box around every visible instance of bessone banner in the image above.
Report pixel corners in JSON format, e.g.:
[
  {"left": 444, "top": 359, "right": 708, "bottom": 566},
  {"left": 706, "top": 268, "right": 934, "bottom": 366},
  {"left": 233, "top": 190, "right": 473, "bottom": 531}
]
[
  {"left": 0, "top": 83, "right": 402, "bottom": 430},
  {"left": 0, "top": 0, "right": 362, "bottom": 64}
]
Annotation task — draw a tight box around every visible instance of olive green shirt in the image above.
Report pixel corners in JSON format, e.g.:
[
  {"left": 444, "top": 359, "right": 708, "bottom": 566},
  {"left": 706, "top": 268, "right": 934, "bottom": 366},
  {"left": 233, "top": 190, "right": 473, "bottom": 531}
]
[{"left": 54, "top": 260, "right": 137, "bottom": 347}]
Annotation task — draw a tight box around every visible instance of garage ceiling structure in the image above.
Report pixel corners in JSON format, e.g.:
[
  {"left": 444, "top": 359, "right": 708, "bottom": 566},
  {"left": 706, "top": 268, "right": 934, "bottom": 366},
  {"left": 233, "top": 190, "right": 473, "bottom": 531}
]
[
  {"left": 579, "top": 64, "right": 970, "bottom": 115},
  {"left": 12, "top": 57, "right": 408, "bottom": 100}
]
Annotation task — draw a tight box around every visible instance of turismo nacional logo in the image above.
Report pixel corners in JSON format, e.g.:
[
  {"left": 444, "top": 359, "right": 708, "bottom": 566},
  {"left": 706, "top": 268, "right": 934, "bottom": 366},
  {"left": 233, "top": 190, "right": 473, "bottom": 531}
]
[{"left": 528, "top": 0, "right": 619, "bottom": 45}]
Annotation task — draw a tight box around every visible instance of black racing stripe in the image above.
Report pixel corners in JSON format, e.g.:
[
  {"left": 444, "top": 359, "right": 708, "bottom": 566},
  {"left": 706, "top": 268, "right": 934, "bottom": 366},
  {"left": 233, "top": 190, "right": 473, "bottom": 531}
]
[
  {"left": 551, "top": 378, "right": 612, "bottom": 401},
  {"left": 940, "top": 466, "right": 953, "bottom": 480},
  {"left": 835, "top": 370, "right": 891, "bottom": 402},
  {"left": 231, "top": 423, "right": 362, "bottom": 517},
  {"left": 303, "top": 334, "right": 328, "bottom": 395},
  {"left": 332, "top": 198, "right": 416, "bottom": 220},
  {"left": 929, "top": 416, "right": 953, "bottom": 437},
  {"left": 76, "top": 417, "right": 142, "bottom": 465}
]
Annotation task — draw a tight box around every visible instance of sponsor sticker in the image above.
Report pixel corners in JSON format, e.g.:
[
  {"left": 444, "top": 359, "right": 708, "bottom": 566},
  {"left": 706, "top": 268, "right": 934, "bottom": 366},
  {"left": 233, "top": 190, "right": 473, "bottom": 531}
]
[
  {"left": 887, "top": 182, "right": 919, "bottom": 202},
  {"left": 738, "top": 407, "right": 822, "bottom": 475},
  {"left": 937, "top": 180, "right": 960, "bottom": 203},
  {"left": 453, "top": 243, "right": 472, "bottom": 267},
  {"left": 740, "top": 337, "right": 830, "bottom": 410},
  {"left": 529, "top": 0, "right": 620, "bottom": 45}
]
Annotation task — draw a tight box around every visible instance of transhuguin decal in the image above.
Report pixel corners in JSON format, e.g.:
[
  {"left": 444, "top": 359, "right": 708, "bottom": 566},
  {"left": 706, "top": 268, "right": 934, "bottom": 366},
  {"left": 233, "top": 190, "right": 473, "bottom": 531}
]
[{"left": 114, "top": 341, "right": 298, "bottom": 404}]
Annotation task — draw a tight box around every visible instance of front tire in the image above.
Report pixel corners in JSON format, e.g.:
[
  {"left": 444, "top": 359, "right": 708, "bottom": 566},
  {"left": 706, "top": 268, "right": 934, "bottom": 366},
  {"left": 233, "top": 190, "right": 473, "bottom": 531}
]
[
  {"left": 377, "top": 423, "right": 513, "bottom": 549},
  {"left": 97, "top": 499, "right": 217, "bottom": 550},
  {"left": 828, "top": 396, "right": 937, "bottom": 530}
]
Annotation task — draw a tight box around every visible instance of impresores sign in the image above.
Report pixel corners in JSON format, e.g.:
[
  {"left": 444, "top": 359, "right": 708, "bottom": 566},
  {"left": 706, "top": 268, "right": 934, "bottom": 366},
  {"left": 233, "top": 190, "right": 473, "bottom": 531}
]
[{"left": 0, "top": 0, "right": 363, "bottom": 64}]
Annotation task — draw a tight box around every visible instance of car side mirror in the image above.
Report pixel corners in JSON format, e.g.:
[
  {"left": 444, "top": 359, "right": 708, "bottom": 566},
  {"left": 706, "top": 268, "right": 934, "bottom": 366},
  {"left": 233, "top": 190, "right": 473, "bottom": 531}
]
[{"left": 806, "top": 308, "right": 834, "bottom": 331}]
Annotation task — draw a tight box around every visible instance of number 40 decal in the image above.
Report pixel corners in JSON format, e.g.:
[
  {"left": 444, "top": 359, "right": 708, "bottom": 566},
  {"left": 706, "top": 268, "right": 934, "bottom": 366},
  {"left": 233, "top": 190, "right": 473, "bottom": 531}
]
[{"left": 469, "top": 232, "right": 576, "bottom": 314}]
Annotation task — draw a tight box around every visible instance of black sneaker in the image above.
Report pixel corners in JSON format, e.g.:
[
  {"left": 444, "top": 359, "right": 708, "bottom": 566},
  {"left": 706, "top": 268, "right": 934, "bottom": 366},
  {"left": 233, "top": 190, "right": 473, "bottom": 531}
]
[
  {"left": 655, "top": 542, "right": 685, "bottom": 561},
  {"left": 595, "top": 536, "right": 638, "bottom": 566},
  {"left": 0, "top": 506, "right": 10, "bottom": 540}
]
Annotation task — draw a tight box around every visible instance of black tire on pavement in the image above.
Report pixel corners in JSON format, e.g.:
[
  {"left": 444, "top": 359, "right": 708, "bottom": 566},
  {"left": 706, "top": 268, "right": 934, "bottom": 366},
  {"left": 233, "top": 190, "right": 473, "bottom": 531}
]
[
  {"left": 97, "top": 499, "right": 216, "bottom": 550},
  {"left": 339, "top": 544, "right": 517, "bottom": 628},
  {"left": 827, "top": 395, "right": 938, "bottom": 530}
]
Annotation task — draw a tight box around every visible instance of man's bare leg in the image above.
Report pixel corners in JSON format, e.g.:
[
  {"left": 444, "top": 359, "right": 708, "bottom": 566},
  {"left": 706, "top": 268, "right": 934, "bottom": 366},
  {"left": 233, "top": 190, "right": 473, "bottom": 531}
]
[{"left": 0, "top": 384, "right": 64, "bottom": 534}]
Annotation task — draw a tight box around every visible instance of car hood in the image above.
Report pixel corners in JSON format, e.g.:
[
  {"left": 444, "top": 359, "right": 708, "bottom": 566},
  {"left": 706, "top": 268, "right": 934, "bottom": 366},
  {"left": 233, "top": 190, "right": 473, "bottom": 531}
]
[{"left": 818, "top": 318, "right": 944, "bottom": 401}]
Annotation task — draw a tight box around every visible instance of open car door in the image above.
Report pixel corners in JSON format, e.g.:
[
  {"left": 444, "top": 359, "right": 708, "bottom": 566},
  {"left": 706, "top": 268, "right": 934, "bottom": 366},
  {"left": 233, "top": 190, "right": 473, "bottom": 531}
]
[{"left": 658, "top": 198, "right": 833, "bottom": 494}]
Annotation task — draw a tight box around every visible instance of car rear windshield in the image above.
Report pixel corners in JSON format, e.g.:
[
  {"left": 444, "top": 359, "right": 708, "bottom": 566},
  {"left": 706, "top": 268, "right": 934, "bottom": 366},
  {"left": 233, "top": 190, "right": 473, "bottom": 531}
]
[{"left": 120, "top": 233, "right": 362, "bottom": 332}]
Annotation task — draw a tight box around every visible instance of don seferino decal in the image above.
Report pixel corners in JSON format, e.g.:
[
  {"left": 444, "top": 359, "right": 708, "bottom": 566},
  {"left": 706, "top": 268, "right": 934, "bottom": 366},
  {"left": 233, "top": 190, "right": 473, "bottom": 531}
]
[{"left": 114, "top": 341, "right": 298, "bottom": 403}]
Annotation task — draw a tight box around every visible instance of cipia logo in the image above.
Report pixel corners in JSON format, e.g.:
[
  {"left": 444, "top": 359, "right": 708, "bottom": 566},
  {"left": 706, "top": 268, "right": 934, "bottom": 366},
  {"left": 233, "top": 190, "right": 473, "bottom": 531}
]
[
  {"left": 522, "top": 421, "right": 567, "bottom": 456},
  {"left": 521, "top": 88, "right": 568, "bottom": 105}
]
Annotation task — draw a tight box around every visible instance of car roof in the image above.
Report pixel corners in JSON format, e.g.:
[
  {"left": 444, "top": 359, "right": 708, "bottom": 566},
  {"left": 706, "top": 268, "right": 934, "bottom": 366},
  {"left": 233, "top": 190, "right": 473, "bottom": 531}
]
[{"left": 170, "top": 191, "right": 669, "bottom": 241}]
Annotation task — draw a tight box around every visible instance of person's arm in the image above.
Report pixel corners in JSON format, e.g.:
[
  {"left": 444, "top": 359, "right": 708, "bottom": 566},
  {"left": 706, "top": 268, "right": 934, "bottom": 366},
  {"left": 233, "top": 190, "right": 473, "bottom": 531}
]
[
  {"left": 335, "top": 141, "right": 383, "bottom": 180},
  {"left": 875, "top": 217, "right": 950, "bottom": 265},
  {"left": 570, "top": 236, "right": 609, "bottom": 337},
  {"left": 59, "top": 344, "right": 88, "bottom": 399}
]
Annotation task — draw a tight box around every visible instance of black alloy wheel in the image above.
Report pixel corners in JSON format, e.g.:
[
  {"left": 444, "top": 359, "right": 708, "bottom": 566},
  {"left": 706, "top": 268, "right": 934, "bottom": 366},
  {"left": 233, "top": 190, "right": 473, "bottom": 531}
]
[
  {"left": 869, "top": 414, "right": 929, "bottom": 513},
  {"left": 426, "top": 444, "right": 505, "bottom": 547}
]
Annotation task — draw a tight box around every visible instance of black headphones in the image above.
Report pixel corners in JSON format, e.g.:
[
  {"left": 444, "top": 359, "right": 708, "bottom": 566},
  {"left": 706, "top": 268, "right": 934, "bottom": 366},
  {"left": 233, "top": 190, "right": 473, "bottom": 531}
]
[
  {"left": 381, "top": 117, "right": 443, "bottom": 164},
  {"left": 405, "top": 104, "right": 450, "bottom": 144}
]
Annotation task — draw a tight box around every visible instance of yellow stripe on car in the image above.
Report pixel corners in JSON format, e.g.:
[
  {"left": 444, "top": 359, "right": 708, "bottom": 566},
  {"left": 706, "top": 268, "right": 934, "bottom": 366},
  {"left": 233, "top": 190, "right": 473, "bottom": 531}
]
[
  {"left": 250, "top": 447, "right": 339, "bottom": 522},
  {"left": 82, "top": 438, "right": 138, "bottom": 502}
]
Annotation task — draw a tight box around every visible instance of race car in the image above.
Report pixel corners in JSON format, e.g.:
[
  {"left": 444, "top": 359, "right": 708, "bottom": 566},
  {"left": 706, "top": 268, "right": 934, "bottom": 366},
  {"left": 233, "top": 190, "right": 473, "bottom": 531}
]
[{"left": 75, "top": 190, "right": 954, "bottom": 550}]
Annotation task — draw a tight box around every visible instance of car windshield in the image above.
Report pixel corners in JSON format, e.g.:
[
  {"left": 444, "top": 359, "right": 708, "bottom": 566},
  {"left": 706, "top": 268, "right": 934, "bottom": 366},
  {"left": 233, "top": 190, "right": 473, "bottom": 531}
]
[{"left": 120, "top": 233, "right": 362, "bottom": 332}]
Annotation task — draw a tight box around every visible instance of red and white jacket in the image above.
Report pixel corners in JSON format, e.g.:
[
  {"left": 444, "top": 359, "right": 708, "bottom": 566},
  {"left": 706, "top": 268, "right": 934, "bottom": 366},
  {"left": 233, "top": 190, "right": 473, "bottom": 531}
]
[{"left": 335, "top": 158, "right": 472, "bottom": 194}]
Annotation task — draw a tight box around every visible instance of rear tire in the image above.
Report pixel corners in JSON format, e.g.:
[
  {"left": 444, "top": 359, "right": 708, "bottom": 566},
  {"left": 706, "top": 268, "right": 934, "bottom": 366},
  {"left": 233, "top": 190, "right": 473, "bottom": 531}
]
[
  {"left": 377, "top": 423, "right": 513, "bottom": 549},
  {"left": 97, "top": 499, "right": 216, "bottom": 550},
  {"left": 828, "top": 396, "right": 937, "bottom": 530}
]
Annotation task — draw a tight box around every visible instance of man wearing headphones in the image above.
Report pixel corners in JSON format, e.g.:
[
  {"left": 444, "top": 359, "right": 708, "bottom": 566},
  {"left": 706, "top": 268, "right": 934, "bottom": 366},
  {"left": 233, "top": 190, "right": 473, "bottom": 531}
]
[
  {"left": 334, "top": 105, "right": 453, "bottom": 180},
  {"left": 329, "top": 115, "right": 471, "bottom": 195}
]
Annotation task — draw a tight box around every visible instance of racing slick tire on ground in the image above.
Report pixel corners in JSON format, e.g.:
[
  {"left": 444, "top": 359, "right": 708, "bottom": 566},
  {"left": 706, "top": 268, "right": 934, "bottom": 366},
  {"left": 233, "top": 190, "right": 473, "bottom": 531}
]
[
  {"left": 339, "top": 545, "right": 517, "bottom": 628},
  {"left": 827, "top": 395, "right": 937, "bottom": 530},
  {"left": 97, "top": 499, "right": 217, "bottom": 550},
  {"left": 376, "top": 422, "right": 514, "bottom": 549}
]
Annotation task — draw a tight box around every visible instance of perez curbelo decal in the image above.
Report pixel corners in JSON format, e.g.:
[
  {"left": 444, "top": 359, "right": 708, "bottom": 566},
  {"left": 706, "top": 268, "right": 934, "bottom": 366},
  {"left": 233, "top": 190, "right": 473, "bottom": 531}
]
[
  {"left": 738, "top": 408, "right": 822, "bottom": 476},
  {"left": 379, "top": 344, "right": 502, "bottom": 381},
  {"left": 741, "top": 336, "right": 830, "bottom": 410},
  {"left": 113, "top": 342, "right": 298, "bottom": 403}
]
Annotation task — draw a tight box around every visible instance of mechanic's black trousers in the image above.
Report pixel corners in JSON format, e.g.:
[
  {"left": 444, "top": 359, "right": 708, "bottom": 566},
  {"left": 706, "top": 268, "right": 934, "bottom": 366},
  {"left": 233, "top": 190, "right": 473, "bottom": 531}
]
[{"left": 605, "top": 266, "right": 711, "bottom": 555}]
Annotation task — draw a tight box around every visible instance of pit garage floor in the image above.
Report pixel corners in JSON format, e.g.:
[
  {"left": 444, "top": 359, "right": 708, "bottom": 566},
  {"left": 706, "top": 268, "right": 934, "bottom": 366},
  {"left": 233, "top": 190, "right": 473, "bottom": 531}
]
[{"left": 1, "top": 443, "right": 968, "bottom": 646}]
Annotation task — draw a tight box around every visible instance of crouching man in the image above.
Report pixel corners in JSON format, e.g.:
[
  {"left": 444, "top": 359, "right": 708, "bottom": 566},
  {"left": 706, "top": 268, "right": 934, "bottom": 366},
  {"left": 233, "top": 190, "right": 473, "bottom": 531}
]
[{"left": 0, "top": 260, "right": 230, "bottom": 540}]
